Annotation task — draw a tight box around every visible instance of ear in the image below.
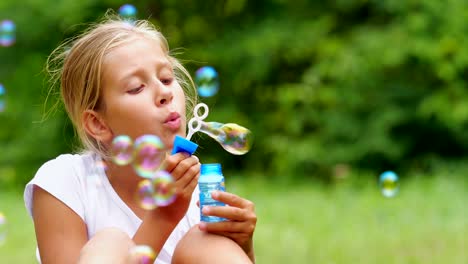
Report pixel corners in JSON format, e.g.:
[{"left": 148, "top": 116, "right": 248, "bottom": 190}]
[{"left": 82, "top": 110, "right": 113, "bottom": 144}]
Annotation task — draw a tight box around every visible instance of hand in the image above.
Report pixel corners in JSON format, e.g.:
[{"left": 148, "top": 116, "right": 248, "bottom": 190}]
[
  {"left": 131, "top": 153, "right": 200, "bottom": 253},
  {"left": 198, "top": 191, "right": 257, "bottom": 261},
  {"left": 158, "top": 152, "right": 200, "bottom": 223}
]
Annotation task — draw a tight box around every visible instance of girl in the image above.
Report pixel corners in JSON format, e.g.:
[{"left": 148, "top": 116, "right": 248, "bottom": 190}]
[{"left": 24, "top": 14, "right": 256, "bottom": 264}]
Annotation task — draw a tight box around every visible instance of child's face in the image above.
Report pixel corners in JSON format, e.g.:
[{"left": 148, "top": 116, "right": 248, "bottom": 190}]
[{"left": 99, "top": 36, "right": 186, "bottom": 150}]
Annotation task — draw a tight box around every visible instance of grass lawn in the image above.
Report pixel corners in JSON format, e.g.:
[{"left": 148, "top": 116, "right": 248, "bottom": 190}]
[
  {"left": 0, "top": 190, "right": 36, "bottom": 263},
  {"left": 0, "top": 175, "right": 466, "bottom": 263}
]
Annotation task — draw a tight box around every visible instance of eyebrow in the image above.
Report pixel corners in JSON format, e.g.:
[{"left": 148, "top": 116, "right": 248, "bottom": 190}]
[{"left": 118, "top": 60, "right": 173, "bottom": 84}]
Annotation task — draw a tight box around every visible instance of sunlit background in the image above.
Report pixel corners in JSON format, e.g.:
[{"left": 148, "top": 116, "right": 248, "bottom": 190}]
[{"left": 1, "top": 1, "right": 467, "bottom": 263}]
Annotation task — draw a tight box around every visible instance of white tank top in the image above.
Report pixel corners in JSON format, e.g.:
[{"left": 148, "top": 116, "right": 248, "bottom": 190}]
[{"left": 24, "top": 153, "right": 200, "bottom": 263}]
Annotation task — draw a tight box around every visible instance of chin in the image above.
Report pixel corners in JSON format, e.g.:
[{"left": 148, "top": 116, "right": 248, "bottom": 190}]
[{"left": 165, "top": 135, "right": 177, "bottom": 150}]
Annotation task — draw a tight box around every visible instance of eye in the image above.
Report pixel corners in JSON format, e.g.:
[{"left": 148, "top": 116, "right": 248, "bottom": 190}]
[
  {"left": 127, "top": 85, "right": 144, "bottom": 94},
  {"left": 161, "top": 78, "right": 174, "bottom": 86}
]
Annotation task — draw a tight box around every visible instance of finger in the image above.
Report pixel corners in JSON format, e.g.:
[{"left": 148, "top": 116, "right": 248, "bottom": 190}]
[
  {"left": 177, "top": 165, "right": 199, "bottom": 194},
  {"left": 211, "top": 191, "right": 255, "bottom": 210},
  {"left": 174, "top": 161, "right": 200, "bottom": 191},
  {"left": 162, "top": 152, "right": 189, "bottom": 173},
  {"left": 198, "top": 221, "right": 255, "bottom": 234},
  {"left": 202, "top": 205, "right": 253, "bottom": 222},
  {"left": 171, "top": 155, "right": 199, "bottom": 179},
  {"left": 174, "top": 172, "right": 199, "bottom": 200}
]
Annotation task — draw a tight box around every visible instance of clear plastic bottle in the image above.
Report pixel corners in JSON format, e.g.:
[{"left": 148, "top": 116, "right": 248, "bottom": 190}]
[{"left": 199, "top": 163, "right": 226, "bottom": 222}]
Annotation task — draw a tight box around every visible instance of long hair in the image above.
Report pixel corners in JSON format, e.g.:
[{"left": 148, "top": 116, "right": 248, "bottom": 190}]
[{"left": 46, "top": 14, "right": 198, "bottom": 158}]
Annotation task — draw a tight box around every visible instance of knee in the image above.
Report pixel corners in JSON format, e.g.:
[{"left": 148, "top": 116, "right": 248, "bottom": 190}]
[
  {"left": 86, "top": 227, "right": 134, "bottom": 250},
  {"left": 78, "top": 227, "right": 135, "bottom": 264},
  {"left": 95, "top": 227, "right": 132, "bottom": 241},
  {"left": 173, "top": 225, "right": 251, "bottom": 264}
]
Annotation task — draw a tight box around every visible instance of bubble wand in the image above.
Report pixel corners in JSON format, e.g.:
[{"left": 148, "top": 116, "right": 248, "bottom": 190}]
[{"left": 171, "top": 103, "right": 253, "bottom": 155}]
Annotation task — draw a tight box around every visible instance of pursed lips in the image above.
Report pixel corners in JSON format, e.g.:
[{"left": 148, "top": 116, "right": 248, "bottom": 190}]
[{"left": 164, "top": 112, "right": 181, "bottom": 130}]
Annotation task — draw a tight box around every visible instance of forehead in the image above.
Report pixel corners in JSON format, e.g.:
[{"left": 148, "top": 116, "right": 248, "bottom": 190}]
[
  {"left": 103, "top": 36, "right": 168, "bottom": 66},
  {"left": 101, "top": 36, "right": 171, "bottom": 83}
]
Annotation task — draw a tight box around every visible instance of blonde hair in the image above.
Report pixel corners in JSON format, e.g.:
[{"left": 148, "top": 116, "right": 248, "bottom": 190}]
[{"left": 46, "top": 14, "right": 198, "bottom": 158}]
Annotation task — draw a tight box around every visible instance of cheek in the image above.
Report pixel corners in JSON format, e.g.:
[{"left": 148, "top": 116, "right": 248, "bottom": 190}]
[{"left": 174, "top": 88, "right": 187, "bottom": 113}]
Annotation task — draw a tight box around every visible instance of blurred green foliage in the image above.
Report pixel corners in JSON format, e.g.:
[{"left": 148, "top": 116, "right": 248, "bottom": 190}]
[{"left": 1, "top": 0, "right": 468, "bottom": 188}]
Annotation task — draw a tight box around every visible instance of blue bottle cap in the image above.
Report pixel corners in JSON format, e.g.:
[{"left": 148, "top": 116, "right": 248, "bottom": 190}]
[
  {"left": 171, "top": 135, "right": 198, "bottom": 155},
  {"left": 201, "top": 163, "right": 222, "bottom": 175}
]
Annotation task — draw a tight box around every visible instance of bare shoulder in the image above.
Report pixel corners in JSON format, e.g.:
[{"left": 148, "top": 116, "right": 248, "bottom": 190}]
[{"left": 32, "top": 185, "right": 88, "bottom": 263}]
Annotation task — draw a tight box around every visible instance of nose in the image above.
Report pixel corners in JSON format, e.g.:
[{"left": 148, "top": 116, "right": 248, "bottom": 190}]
[{"left": 155, "top": 81, "right": 173, "bottom": 107}]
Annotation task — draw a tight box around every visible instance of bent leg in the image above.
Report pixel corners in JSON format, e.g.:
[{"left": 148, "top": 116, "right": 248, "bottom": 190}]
[
  {"left": 172, "top": 225, "right": 252, "bottom": 264},
  {"left": 78, "top": 227, "right": 135, "bottom": 264}
]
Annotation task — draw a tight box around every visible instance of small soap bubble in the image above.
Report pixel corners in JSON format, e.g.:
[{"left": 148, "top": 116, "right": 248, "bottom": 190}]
[
  {"left": 0, "top": 84, "right": 5, "bottom": 112},
  {"left": 128, "top": 245, "right": 157, "bottom": 264},
  {"left": 119, "top": 4, "right": 138, "bottom": 22},
  {"left": 195, "top": 66, "right": 219, "bottom": 97},
  {"left": 133, "top": 135, "right": 165, "bottom": 178},
  {"left": 95, "top": 159, "right": 108, "bottom": 172},
  {"left": 111, "top": 135, "right": 134, "bottom": 166},
  {"left": 379, "top": 171, "right": 399, "bottom": 198},
  {"left": 0, "top": 212, "right": 7, "bottom": 246},
  {"left": 0, "top": 20, "right": 15, "bottom": 47},
  {"left": 86, "top": 159, "right": 107, "bottom": 188},
  {"left": 153, "top": 171, "right": 176, "bottom": 206},
  {"left": 136, "top": 179, "right": 158, "bottom": 210},
  {"left": 200, "top": 122, "right": 253, "bottom": 155}
]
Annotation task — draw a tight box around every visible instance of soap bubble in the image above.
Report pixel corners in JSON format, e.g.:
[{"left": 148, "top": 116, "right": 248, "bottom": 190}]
[
  {"left": 0, "top": 20, "right": 15, "bottom": 47},
  {"left": 185, "top": 103, "right": 253, "bottom": 155},
  {"left": 136, "top": 171, "right": 176, "bottom": 209},
  {"left": 379, "top": 171, "right": 399, "bottom": 198},
  {"left": 136, "top": 179, "right": 158, "bottom": 210},
  {"left": 87, "top": 159, "right": 107, "bottom": 188},
  {"left": 195, "top": 66, "right": 219, "bottom": 97},
  {"left": 0, "top": 212, "right": 6, "bottom": 246},
  {"left": 152, "top": 171, "right": 176, "bottom": 206},
  {"left": 133, "top": 135, "right": 165, "bottom": 178},
  {"left": 111, "top": 135, "right": 134, "bottom": 166},
  {"left": 0, "top": 84, "right": 5, "bottom": 112},
  {"left": 128, "top": 245, "right": 156, "bottom": 264},
  {"left": 199, "top": 121, "right": 253, "bottom": 155},
  {"left": 95, "top": 159, "right": 108, "bottom": 172},
  {"left": 119, "top": 4, "right": 137, "bottom": 22}
]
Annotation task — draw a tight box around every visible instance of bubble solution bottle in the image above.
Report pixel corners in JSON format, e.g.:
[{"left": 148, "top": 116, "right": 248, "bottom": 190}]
[{"left": 199, "top": 163, "right": 226, "bottom": 222}]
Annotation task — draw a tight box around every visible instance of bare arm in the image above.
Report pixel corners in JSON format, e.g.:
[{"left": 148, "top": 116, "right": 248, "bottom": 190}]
[
  {"left": 32, "top": 185, "right": 88, "bottom": 264},
  {"left": 132, "top": 153, "right": 200, "bottom": 255},
  {"left": 33, "top": 152, "right": 199, "bottom": 263}
]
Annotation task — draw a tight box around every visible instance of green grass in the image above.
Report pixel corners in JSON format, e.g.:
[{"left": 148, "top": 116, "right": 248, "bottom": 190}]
[
  {"left": 228, "top": 175, "right": 467, "bottom": 264},
  {"left": 0, "top": 190, "right": 36, "bottom": 263},
  {"left": 0, "top": 175, "right": 466, "bottom": 263}
]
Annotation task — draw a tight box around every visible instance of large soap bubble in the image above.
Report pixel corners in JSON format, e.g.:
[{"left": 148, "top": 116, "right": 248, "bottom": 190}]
[
  {"left": 186, "top": 103, "right": 252, "bottom": 155},
  {"left": 132, "top": 135, "right": 165, "bottom": 178}
]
